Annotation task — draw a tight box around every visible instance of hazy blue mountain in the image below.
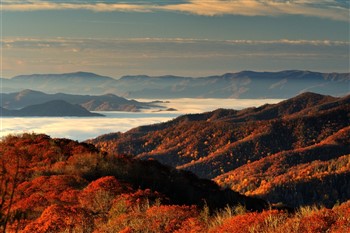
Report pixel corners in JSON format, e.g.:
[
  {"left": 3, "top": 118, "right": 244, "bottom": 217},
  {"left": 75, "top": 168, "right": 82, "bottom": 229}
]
[
  {"left": 2, "top": 70, "right": 349, "bottom": 98},
  {"left": 12, "top": 71, "right": 114, "bottom": 82},
  {"left": 118, "top": 71, "right": 349, "bottom": 98},
  {"left": 0, "top": 89, "right": 162, "bottom": 111},
  {"left": 4, "top": 72, "right": 118, "bottom": 95},
  {"left": 0, "top": 100, "right": 104, "bottom": 117}
]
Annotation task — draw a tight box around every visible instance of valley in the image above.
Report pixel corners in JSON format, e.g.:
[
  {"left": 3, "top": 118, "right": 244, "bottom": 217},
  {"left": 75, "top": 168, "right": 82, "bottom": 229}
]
[
  {"left": 2, "top": 0, "right": 349, "bottom": 231},
  {"left": 1, "top": 71, "right": 349, "bottom": 233},
  {"left": 1, "top": 90, "right": 349, "bottom": 232},
  {"left": 0, "top": 89, "right": 163, "bottom": 112},
  {"left": 89, "top": 92, "right": 350, "bottom": 208}
]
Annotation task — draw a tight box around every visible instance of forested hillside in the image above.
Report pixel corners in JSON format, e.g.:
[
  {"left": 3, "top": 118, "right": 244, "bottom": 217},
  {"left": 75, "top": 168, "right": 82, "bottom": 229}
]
[
  {"left": 1, "top": 92, "right": 350, "bottom": 232},
  {"left": 1, "top": 133, "right": 349, "bottom": 232},
  {"left": 0, "top": 133, "right": 267, "bottom": 232},
  {"left": 90, "top": 92, "right": 350, "bottom": 207}
]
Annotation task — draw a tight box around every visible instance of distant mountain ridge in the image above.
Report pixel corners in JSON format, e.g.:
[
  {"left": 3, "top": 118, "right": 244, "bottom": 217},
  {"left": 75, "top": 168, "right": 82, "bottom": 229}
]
[
  {"left": 1, "top": 100, "right": 103, "bottom": 117},
  {"left": 88, "top": 92, "right": 350, "bottom": 207},
  {"left": 12, "top": 71, "right": 115, "bottom": 82},
  {"left": 2, "top": 70, "right": 349, "bottom": 98},
  {"left": 0, "top": 89, "right": 163, "bottom": 112}
]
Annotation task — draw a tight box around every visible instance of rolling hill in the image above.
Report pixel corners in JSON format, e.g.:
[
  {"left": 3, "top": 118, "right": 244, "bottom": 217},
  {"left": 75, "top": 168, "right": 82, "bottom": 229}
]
[
  {"left": 2, "top": 71, "right": 116, "bottom": 94},
  {"left": 1, "top": 92, "right": 350, "bottom": 232},
  {"left": 89, "top": 92, "right": 350, "bottom": 207},
  {"left": 0, "top": 89, "right": 163, "bottom": 112},
  {"left": 0, "top": 100, "right": 104, "bottom": 117}
]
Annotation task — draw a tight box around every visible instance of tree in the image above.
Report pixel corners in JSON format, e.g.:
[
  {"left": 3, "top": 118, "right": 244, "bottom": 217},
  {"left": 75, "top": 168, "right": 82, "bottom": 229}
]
[{"left": 0, "top": 146, "right": 27, "bottom": 232}]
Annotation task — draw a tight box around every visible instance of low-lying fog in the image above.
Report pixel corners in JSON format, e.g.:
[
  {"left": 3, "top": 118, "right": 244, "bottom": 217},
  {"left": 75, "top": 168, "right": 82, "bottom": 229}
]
[{"left": 1, "top": 98, "right": 283, "bottom": 141}]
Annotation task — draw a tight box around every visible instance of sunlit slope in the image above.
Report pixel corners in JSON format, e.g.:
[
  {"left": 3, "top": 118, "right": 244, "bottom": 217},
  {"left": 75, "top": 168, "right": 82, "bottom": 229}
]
[{"left": 90, "top": 92, "right": 350, "bottom": 207}]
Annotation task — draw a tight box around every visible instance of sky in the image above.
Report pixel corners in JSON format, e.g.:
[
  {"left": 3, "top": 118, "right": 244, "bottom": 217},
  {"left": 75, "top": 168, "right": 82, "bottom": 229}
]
[{"left": 1, "top": 0, "right": 349, "bottom": 78}]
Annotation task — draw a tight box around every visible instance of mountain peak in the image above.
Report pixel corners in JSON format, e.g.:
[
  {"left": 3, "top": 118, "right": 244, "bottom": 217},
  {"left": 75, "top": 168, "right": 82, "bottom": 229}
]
[
  {"left": 17, "top": 89, "right": 45, "bottom": 95},
  {"left": 15, "top": 89, "right": 46, "bottom": 101},
  {"left": 12, "top": 72, "right": 115, "bottom": 81},
  {"left": 62, "top": 71, "right": 114, "bottom": 79},
  {"left": 18, "top": 100, "right": 104, "bottom": 117},
  {"left": 69, "top": 71, "right": 97, "bottom": 76},
  {"left": 288, "top": 91, "right": 335, "bottom": 103},
  {"left": 295, "top": 91, "right": 327, "bottom": 98}
]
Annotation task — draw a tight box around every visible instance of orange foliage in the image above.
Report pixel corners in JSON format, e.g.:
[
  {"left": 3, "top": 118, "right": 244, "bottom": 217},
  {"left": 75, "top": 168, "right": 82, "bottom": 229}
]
[
  {"left": 209, "top": 210, "right": 283, "bottom": 233},
  {"left": 22, "top": 204, "right": 94, "bottom": 233},
  {"left": 79, "top": 176, "right": 131, "bottom": 214},
  {"left": 83, "top": 176, "right": 131, "bottom": 195},
  {"left": 330, "top": 201, "right": 350, "bottom": 233},
  {"left": 174, "top": 217, "right": 207, "bottom": 233},
  {"left": 144, "top": 205, "right": 199, "bottom": 232},
  {"left": 14, "top": 175, "right": 86, "bottom": 207},
  {"left": 1, "top": 133, "right": 350, "bottom": 232}
]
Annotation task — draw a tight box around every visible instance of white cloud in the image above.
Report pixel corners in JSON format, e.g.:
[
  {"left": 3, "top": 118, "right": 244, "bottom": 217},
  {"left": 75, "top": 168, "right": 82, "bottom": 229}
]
[
  {"left": 141, "top": 98, "right": 284, "bottom": 114},
  {"left": 2, "top": 0, "right": 349, "bottom": 21},
  {"left": 1, "top": 116, "right": 172, "bottom": 141},
  {"left": 0, "top": 99, "right": 284, "bottom": 141},
  {"left": 3, "top": 37, "right": 348, "bottom": 48}
]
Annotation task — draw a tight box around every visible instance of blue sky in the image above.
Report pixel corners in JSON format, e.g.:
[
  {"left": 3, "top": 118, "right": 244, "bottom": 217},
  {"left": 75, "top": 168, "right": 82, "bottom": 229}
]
[{"left": 1, "top": 0, "right": 349, "bottom": 78}]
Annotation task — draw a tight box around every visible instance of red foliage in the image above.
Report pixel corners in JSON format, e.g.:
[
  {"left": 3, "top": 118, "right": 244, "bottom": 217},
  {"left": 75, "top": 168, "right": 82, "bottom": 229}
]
[
  {"left": 22, "top": 204, "right": 94, "bottom": 233},
  {"left": 173, "top": 217, "right": 206, "bottom": 233},
  {"left": 330, "top": 201, "right": 350, "bottom": 233},
  {"left": 2, "top": 132, "right": 350, "bottom": 232},
  {"left": 299, "top": 209, "right": 337, "bottom": 233},
  {"left": 111, "top": 189, "right": 163, "bottom": 211},
  {"left": 79, "top": 176, "right": 132, "bottom": 214},
  {"left": 144, "top": 205, "right": 199, "bottom": 232},
  {"left": 10, "top": 175, "right": 86, "bottom": 220},
  {"left": 209, "top": 210, "right": 282, "bottom": 233},
  {"left": 83, "top": 176, "right": 131, "bottom": 195},
  {"left": 16, "top": 175, "right": 86, "bottom": 200}
]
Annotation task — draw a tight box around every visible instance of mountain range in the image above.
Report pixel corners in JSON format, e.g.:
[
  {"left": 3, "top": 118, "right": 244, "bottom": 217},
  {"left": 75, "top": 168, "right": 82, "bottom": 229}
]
[
  {"left": 1, "top": 92, "right": 350, "bottom": 232},
  {"left": 88, "top": 92, "right": 350, "bottom": 208},
  {"left": 0, "top": 89, "right": 163, "bottom": 112},
  {"left": 2, "top": 70, "right": 349, "bottom": 98}
]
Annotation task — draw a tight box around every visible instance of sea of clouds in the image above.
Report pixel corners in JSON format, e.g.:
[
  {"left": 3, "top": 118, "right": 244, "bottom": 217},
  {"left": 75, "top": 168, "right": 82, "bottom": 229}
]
[{"left": 0, "top": 98, "right": 283, "bottom": 141}]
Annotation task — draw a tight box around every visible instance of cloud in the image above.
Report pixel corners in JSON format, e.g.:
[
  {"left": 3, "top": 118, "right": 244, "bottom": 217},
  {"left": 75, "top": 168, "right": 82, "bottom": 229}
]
[
  {"left": 161, "top": 0, "right": 349, "bottom": 21},
  {"left": 2, "top": 37, "right": 348, "bottom": 64},
  {"left": 144, "top": 98, "right": 284, "bottom": 114},
  {"left": 2, "top": 0, "right": 349, "bottom": 21},
  {"left": 2, "top": 2, "right": 153, "bottom": 12},
  {"left": 0, "top": 99, "right": 283, "bottom": 141},
  {"left": 0, "top": 116, "right": 174, "bottom": 141},
  {"left": 1, "top": 37, "right": 349, "bottom": 78},
  {"left": 2, "top": 37, "right": 348, "bottom": 49}
]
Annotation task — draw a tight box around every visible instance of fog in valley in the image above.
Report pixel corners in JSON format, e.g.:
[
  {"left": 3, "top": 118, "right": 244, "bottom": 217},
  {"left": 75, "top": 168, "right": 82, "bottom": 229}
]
[{"left": 1, "top": 98, "right": 283, "bottom": 141}]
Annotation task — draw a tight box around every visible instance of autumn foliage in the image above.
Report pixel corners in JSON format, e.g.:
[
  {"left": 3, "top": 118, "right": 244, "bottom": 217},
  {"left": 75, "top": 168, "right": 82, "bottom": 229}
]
[
  {"left": 1, "top": 93, "right": 349, "bottom": 232},
  {"left": 90, "top": 92, "right": 350, "bottom": 208},
  {"left": 0, "top": 133, "right": 349, "bottom": 232}
]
